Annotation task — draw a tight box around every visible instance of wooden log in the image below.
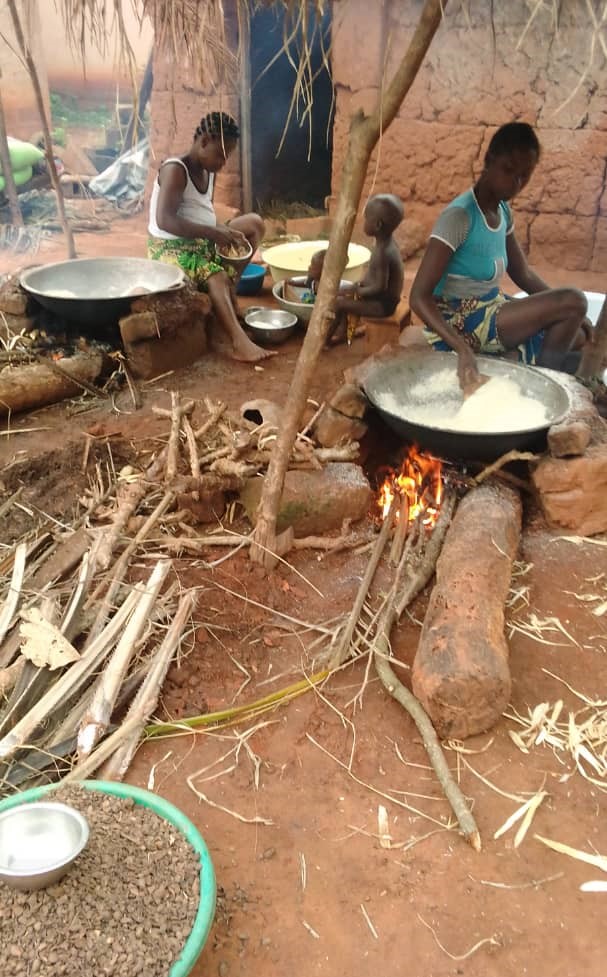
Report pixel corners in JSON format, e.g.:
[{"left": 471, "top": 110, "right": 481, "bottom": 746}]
[
  {"left": 411, "top": 481, "right": 522, "bottom": 740},
  {"left": 0, "top": 351, "right": 104, "bottom": 417}
]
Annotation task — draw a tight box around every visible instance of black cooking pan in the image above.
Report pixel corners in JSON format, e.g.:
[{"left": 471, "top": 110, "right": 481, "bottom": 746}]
[
  {"left": 20, "top": 257, "right": 185, "bottom": 332},
  {"left": 363, "top": 349, "right": 571, "bottom": 462}
]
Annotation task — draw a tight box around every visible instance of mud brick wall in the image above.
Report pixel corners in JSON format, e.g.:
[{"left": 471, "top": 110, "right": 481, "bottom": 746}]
[
  {"left": 149, "top": 0, "right": 607, "bottom": 270},
  {"left": 148, "top": 7, "right": 242, "bottom": 210},
  {"left": 330, "top": 0, "right": 607, "bottom": 272}
]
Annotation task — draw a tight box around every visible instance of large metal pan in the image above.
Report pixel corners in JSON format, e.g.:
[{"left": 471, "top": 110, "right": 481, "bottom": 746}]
[
  {"left": 20, "top": 257, "right": 185, "bottom": 332},
  {"left": 363, "top": 349, "right": 571, "bottom": 461}
]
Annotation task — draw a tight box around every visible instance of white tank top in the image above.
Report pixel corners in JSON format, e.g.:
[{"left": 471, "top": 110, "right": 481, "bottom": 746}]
[{"left": 148, "top": 157, "right": 216, "bottom": 239}]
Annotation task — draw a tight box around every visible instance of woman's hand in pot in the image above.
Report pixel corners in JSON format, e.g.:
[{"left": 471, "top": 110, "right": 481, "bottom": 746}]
[
  {"left": 457, "top": 345, "right": 488, "bottom": 399},
  {"left": 212, "top": 224, "right": 249, "bottom": 251}
]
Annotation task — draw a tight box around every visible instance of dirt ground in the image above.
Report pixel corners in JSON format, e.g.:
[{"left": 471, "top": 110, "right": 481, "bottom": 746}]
[{"left": 1, "top": 220, "right": 607, "bottom": 977}]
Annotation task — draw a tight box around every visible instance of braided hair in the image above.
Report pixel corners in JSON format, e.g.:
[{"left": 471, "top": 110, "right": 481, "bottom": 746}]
[{"left": 194, "top": 111, "right": 240, "bottom": 142}]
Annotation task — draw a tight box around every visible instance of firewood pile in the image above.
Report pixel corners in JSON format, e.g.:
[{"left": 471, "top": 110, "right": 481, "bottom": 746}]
[{"left": 0, "top": 393, "right": 366, "bottom": 795}]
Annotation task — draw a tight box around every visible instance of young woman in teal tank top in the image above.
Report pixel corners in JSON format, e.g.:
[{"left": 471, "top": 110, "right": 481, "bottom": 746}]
[{"left": 410, "top": 123, "right": 592, "bottom": 395}]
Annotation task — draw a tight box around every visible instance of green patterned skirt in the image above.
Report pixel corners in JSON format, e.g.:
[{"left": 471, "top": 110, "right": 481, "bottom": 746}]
[{"left": 147, "top": 236, "right": 236, "bottom": 290}]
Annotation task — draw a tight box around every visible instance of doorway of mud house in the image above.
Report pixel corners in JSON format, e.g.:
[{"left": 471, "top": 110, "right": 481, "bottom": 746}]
[{"left": 249, "top": 3, "right": 333, "bottom": 213}]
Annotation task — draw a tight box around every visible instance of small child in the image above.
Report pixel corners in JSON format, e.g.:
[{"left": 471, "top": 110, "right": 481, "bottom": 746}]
[
  {"left": 326, "top": 194, "right": 404, "bottom": 346},
  {"left": 286, "top": 249, "right": 327, "bottom": 303}
]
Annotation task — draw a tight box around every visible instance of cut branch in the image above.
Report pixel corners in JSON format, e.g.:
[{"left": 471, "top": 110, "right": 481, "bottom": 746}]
[
  {"left": 6, "top": 0, "right": 76, "bottom": 258},
  {"left": 250, "top": 0, "right": 449, "bottom": 565}
]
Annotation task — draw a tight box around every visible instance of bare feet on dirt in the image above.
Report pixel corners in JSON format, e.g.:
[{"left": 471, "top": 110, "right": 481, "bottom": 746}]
[{"left": 231, "top": 337, "right": 277, "bottom": 362}]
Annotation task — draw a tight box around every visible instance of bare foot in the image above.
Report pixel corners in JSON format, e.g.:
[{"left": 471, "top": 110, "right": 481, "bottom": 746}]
[{"left": 231, "top": 337, "right": 277, "bottom": 362}]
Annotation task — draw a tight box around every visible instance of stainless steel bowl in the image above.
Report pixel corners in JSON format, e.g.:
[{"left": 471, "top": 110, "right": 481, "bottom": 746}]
[
  {"left": 244, "top": 308, "right": 298, "bottom": 345},
  {"left": 0, "top": 802, "right": 89, "bottom": 891}
]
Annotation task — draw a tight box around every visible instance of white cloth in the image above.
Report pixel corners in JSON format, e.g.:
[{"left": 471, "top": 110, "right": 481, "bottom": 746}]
[{"left": 148, "top": 157, "right": 216, "bottom": 239}]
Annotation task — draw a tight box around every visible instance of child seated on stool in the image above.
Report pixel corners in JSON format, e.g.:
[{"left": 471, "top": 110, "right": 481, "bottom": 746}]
[{"left": 325, "top": 194, "right": 404, "bottom": 347}]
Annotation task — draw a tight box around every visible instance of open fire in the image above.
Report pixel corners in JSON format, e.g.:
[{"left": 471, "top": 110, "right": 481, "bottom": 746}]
[{"left": 377, "top": 445, "right": 443, "bottom": 528}]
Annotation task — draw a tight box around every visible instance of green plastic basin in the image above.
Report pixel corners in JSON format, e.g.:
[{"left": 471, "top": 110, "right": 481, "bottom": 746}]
[{"left": 0, "top": 779, "right": 216, "bottom": 977}]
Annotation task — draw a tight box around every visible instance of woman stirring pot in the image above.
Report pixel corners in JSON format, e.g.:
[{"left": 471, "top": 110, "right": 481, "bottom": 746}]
[{"left": 410, "top": 122, "right": 592, "bottom": 394}]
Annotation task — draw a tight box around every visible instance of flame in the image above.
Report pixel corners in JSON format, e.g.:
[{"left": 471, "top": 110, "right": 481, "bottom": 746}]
[{"left": 377, "top": 446, "right": 443, "bottom": 529}]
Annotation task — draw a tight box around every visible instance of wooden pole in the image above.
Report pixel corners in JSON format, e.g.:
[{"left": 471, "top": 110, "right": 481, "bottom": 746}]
[
  {"left": 6, "top": 0, "right": 77, "bottom": 259},
  {"left": 239, "top": 11, "right": 253, "bottom": 213},
  {"left": 0, "top": 68, "right": 23, "bottom": 227},
  {"left": 577, "top": 296, "right": 607, "bottom": 382},
  {"left": 124, "top": 48, "right": 154, "bottom": 149},
  {"left": 250, "top": 0, "right": 449, "bottom": 566}
]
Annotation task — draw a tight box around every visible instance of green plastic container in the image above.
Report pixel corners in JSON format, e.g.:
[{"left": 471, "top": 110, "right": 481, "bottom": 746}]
[
  {"left": 0, "top": 165, "right": 33, "bottom": 192},
  {"left": 0, "top": 780, "right": 216, "bottom": 977},
  {"left": 5, "top": 137, "right": 44, "bottom": 170}
]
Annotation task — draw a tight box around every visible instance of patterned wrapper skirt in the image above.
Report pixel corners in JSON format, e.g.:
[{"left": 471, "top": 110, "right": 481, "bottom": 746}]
[
  {"left": 423, "top": 287, "right": 543, "bottom": 365},
  {"left": 147, "top": 236, "right": 236, "bottom": 289}
]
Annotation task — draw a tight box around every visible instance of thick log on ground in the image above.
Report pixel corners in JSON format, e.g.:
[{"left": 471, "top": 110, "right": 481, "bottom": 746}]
[
  {"left": 0, "top": 351, "right": 104, "bottom": 417},
  {"left": 411, "top": 482, "right": 522, "bottom": 740}
]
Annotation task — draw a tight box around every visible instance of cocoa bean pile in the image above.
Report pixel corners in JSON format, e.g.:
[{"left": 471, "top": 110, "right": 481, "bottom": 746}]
[{"left": 0, "top": 787, "right": 201, "bottom": 977}]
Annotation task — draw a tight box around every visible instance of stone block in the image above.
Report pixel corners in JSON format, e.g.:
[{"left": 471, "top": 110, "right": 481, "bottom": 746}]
[
  {"left": 329, "top": 384, "right": 368, "bottom": 419},
  {"left": 239, "top": 463, "right": 372, "bottom": 536},
  {"left": 119, "top": 311, "right": 160, "bottom": 345},
  {"left": 0, "top": 312, "right": 36, "bottom": 342},
  {"left": 0, "top": 281, "right": 28, "bottom": 317},
  {"left": 123, "top": 323, "right": 207, "bottom": 380},
  {"left": 548, "top": 420, "right": 592, "bottom": 458},
  {"left": 532, "top": 443, "right": 607, "bottom": 536},
  {"left": 314, "top": 407, "right": 368, "bottom": 448}
]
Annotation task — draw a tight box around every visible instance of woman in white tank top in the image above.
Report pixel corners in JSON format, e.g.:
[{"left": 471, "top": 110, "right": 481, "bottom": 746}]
[{"left": 148, "top": 111, "right": 274, "bottom": 362}]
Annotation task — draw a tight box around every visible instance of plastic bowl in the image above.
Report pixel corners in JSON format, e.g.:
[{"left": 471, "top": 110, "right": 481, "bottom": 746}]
[
  {"left": 236, "top": 262, "right": 266, "bottom": 296},
  {"left": 0, "top": 780, "right": 216, "bottom": 977},
  {"left": 244, "top": 307, "right": 298, "bottom": 345},
  {"left": 217, "top": 241, "right": 253, "bottom": 276},
  {"left": 0, "top": 801, "right": 89, "bottom": 891},
  {"left": 272, "top": 277, "right": 353, "bottom": 324},
  {"left": 513, "top": 289, "right": 605, "bottom": 325},
  {"left": 262, "top": 239, "right": 370, "bottom": 284}
]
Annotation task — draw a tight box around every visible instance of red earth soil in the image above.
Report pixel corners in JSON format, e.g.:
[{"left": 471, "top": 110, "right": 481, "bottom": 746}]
[{"left": 1, "top": 220, "right": 606, "bottom": 977}]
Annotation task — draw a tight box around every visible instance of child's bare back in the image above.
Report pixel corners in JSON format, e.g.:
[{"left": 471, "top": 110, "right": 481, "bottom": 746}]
[{"left": 327, "top": 194, "right": 404, "bottom": 347}]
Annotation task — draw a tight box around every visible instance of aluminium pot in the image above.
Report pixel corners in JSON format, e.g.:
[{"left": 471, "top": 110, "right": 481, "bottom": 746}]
[{"left": 363, "top": 349, "right": 571, "bottom": 462}]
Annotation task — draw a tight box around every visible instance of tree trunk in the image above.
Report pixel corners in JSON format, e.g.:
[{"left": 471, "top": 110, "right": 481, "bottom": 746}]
[
  {"left": 124, "top": 48, "right": 154, "bottom": 148},
  {"left": 250, "top": 0, "right": 449, "bottom": 566},
  {"left": 0, "top": 351, "right": 104, "bottom": 417},
  {"left": 577, "top": 296, "right": 607, "bottom": 381},
  {"left": 6, "top": 0, "right": 77, "bottom": 259},
  {"left": 0, "top": 70, "right": 24, "bottom": 227}
]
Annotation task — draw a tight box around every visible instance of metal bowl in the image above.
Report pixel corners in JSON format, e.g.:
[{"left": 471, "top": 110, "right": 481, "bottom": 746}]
[
  {"left": 364, "top": 349, "right": 571, "bottom": 461},
  {"left": 0, "top": 801, "right": 89, "bottom": 891},
  {"left": 272, "top": 277, "right": 353, "bottom": 324},
  {"left": 20, "top": 257, "right": 185, "bottom": 331},
  {"left": 244, "top": 307, "right": 298, "bottom": 345}
]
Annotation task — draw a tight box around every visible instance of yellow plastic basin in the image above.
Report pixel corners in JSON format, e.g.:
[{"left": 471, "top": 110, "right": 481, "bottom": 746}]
[{"left": 262, "top": 239, "right": 371, "bottom": 284}]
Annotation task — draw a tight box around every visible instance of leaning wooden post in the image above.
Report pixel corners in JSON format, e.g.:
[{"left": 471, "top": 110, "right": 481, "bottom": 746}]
[
  {"left": 6, "top": 0, "right": 77, "bottom": 259},
  {"left": 577, "top": 296, "right": 607, "bottom": 382},
  {"left": 250, "top": 0, "right": 449, "bottom": 566},
  {"left": 0, "top": 69, "right": 23, "bottom": 227}
]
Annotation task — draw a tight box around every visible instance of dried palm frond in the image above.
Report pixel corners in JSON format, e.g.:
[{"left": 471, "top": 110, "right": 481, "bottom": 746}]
[{"left": 506, "top": 688, "right": 607, "bottom": 791}]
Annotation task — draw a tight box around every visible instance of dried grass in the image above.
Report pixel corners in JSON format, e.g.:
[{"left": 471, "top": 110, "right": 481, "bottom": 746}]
[{"left": 506, "top": 683, "right": 607, "bottom": 791}]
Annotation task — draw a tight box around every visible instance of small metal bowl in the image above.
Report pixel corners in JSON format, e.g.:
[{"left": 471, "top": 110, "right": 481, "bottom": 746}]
[
  {"left": 244, "top": 308, "right": 298, "bottom": 345},
  {"left": 0, "top": 802, "right": 89, "bottom": 891}
]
